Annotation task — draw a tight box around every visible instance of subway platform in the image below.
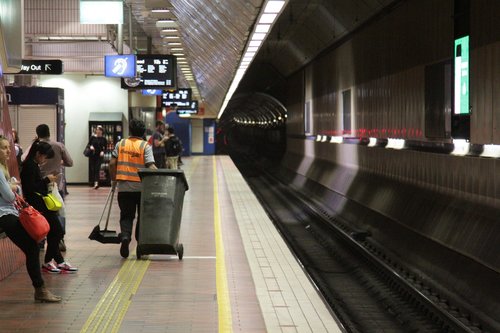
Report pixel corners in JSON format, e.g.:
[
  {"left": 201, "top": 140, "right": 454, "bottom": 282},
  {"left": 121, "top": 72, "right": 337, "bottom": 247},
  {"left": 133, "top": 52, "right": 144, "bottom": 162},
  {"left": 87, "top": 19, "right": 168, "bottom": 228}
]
[{"left": 0, "top": 156, "right": 341, "bottom": 333}]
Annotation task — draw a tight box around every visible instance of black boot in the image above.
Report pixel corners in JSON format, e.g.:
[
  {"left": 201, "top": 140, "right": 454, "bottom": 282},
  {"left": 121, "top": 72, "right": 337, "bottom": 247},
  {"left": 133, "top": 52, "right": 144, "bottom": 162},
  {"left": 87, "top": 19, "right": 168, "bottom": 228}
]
[{"left": 119, "top": 234, "right": 130, "bottom": 258}]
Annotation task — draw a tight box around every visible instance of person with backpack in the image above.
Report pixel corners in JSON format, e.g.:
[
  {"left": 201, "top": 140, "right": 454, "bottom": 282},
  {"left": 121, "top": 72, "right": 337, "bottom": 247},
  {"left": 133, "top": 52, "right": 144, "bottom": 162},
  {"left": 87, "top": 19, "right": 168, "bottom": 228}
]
[
  {"left": 164, "top": 127, "right": 182, "bottom": 170},
  {"left": 149, "top": 120, "right": 167, "bottom": 168}
]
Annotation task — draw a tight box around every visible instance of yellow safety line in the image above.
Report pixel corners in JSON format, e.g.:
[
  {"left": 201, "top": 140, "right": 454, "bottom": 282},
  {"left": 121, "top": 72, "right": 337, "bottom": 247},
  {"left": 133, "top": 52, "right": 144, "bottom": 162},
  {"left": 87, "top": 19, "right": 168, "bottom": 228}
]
[
  {"left": 81, "top": 156, "right": 204, "bottom": 333},
  {"left": 213, "top": 156, "right": 233, "bottom": 332},
  {"left": 80, "top": 259, "right": 150, "bottom": 333}
]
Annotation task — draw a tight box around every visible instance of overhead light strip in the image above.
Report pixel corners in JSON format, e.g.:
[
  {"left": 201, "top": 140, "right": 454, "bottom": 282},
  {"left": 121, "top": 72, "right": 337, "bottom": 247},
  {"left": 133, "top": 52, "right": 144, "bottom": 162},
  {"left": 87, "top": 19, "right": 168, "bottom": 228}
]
[{"left": 218, "top": 0, "right": 287, "bottom": 119}]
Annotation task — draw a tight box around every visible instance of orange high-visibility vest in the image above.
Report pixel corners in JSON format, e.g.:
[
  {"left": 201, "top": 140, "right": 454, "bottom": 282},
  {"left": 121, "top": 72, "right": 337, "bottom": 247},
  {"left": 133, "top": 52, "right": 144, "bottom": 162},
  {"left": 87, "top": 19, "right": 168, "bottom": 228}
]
[{"left": 116, "top": 138, "right": 147, "bottom": 182}]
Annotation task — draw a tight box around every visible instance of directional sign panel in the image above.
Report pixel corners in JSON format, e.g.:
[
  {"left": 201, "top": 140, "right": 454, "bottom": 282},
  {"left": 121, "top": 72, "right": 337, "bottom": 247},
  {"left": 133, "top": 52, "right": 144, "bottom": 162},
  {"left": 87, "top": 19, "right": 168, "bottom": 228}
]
[
  {"left": 176, "top": 100, "right": 198, "bottom": 114},
  {"left": 19, "top": 60, "right": 63, "bottom": 74},
  {"left": 161, "top": 88, "right": 192, "bottom": 107},
  {"left": 121, "top": 54, "right": 176, "bottom": 89}
]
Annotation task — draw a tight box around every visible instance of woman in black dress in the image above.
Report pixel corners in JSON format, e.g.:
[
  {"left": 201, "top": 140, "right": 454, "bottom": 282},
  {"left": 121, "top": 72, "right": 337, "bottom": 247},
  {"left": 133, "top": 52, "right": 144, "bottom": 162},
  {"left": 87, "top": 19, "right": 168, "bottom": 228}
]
[{"left": 88, "top": 125, "right": 108, "bottom": 189}]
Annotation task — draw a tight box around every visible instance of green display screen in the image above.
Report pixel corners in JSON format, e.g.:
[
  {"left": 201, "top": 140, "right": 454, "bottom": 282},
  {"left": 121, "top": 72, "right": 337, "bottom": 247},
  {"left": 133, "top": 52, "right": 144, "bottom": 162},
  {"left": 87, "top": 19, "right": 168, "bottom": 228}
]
[{"left": 454, "top": 35, "right": 469, "bottom": 114}]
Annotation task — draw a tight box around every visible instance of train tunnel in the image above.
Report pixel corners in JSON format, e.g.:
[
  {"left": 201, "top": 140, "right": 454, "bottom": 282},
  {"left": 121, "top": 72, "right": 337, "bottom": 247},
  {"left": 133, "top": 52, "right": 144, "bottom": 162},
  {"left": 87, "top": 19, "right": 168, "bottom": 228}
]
[{"left": 217, "top": 1, "right": 500, "bottom": 331}]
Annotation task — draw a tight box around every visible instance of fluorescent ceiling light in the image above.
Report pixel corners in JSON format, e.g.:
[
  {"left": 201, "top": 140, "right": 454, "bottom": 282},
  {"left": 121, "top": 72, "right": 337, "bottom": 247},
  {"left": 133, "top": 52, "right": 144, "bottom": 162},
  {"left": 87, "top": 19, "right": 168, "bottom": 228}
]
[
  {"left": 264, "top": 1, "right": 285, "bottom": 13},
  {"left": 80, "top": 1, "right": 123, "bottom": 24},
  {"left": 167, "top": 42, "right": 182, "bottom": 45},
  {"left": 249, "top": 40, "right": 262, "bottom": 47},
  {"left": 218, "top": 0, "right": 288, "bottom": 119},
  {"left": 157, "top": 21, "right": 178, "bottom": 28},
  {"left": 161, "top": 28, "right": 178, "bottom": 32},
  {"left": 259, "top": 13, "right": 277, "bottom": 24},
  {"left": 152, "top": 9, "right": 170, "bottom": 13},
  {"left": 163, "top": 36, "right": 179, "bottom": 39},
  {"left": 171, "top": 48, "right": 183, "bottom": 51},
  {"left": 255, "top": 24, "right": 271, "bottom": 33},
  {"left": 173, "top": 53, "right": 184, "bottom": 56},
  {"left": 251, "top": 33, "right": 266, "bottom": 41}
]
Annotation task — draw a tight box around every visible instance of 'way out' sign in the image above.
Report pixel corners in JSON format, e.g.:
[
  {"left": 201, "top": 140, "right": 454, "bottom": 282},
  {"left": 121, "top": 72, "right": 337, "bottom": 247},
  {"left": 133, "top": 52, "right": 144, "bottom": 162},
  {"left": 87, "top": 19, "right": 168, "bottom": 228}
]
[{"left": 18, "top": 60, "right": 63, "bottom": 74}]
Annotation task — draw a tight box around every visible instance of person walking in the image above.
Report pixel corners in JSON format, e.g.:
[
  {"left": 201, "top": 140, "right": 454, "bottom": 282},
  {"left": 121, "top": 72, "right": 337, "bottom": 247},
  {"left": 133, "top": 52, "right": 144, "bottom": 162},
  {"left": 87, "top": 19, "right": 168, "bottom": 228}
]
[
  {"left": 164, "top": 127, "right": 182, "bottom": 170},
  {"left": 87, "top": 125, "right": 107, "bottom": 189},
  {"left": 150, "top": 120, "right": 167, "bottom": 168},
  {"left": 0, "top": 136, "right": 61, "bottom": 302},
  {"left": 35, "top": 124, "right": 73, "bottom": 252},
  {"left": 109, "top": 119, "right": 157, "bottom": 258},
  {"left": 21, "top": 140, "right": 78, "bottom": 274}
]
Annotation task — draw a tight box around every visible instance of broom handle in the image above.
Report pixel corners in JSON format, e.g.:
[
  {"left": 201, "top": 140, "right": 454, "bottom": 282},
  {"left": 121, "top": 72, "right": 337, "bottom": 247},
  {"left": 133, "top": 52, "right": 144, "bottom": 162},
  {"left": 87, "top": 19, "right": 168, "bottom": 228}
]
[
  {"left": 103, "top": 183, "right": 116, "bottom": 231},
  {"left": 98, "top": 185, "right": 114, "bottom": 228}
]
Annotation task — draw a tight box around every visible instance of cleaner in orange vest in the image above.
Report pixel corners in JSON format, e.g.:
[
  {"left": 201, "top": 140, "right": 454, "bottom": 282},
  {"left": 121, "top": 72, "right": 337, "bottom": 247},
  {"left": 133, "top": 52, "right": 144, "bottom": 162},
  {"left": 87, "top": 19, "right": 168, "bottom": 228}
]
[{"left": 109, "top": 119, "right": 157, "bottom": 258}]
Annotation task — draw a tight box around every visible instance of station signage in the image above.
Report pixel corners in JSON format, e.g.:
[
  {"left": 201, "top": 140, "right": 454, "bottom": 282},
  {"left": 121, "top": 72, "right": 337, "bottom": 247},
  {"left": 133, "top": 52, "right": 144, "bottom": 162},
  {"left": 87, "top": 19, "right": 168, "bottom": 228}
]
[
  {"left": 176, "top": 100, "right": 198, "bottom": 114},
  {"left": 121, "top": 54, "right": 176, "bottom": 90},
  {"left": 18, "top": 60, "right": 63, "bottom": 74},
  {"left": 141, "top": 89, "right": 163, "bottom": 95},
  {"left": 454, "top": 35, "right": 469, "bottom": 115},
  {"left": 104, "top": 54, "right": 136, "bottom": 78},
  {"left": 161, "top": 88, "right": 192, "bottom": 107}
]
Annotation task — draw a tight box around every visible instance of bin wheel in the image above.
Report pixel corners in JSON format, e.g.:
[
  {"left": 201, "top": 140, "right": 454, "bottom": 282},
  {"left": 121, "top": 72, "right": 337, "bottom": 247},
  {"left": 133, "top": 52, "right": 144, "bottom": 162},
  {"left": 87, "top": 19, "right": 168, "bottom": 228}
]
[{"left": 177, "top": 243, "right": 184, "bottom": 260}]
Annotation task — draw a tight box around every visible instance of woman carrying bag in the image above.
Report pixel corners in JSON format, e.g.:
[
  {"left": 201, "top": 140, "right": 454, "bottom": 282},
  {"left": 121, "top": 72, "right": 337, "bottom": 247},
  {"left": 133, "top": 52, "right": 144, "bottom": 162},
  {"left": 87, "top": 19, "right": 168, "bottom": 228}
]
[
  {"left": 86, "top": 125, "right": 107, "bottom": 189},
  {"left": 0, "top": 136, "right": 60, "bottom": 302},
  {"left": 21, "top": 140, "right": 78, "bottom": 274}
]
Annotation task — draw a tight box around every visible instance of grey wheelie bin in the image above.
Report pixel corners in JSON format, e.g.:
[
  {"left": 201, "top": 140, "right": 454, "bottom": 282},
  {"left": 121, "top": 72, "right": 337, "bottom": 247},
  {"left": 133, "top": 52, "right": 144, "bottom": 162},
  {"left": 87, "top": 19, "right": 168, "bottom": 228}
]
[{"left": 136, "top": 169, "right": 189, "bottom": 260}]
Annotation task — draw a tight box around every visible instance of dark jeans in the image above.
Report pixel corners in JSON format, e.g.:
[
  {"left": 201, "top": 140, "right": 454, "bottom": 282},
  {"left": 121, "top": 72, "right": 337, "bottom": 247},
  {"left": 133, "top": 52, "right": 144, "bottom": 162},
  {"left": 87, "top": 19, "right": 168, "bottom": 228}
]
[
  {"left": 153, "top": 153, "right": 166, "bottom": 168},
  {"left": 117, "top": 191, "right": 141, "bottom": 241},
  {"left": 43, "top": 210, "right": 65, "bottom": 264},
  {"left": 89, "top": 156, "right": 102, "bottom": 184},
  {"left": 0, "top": 214, "right": 44, "bottom": 288}
]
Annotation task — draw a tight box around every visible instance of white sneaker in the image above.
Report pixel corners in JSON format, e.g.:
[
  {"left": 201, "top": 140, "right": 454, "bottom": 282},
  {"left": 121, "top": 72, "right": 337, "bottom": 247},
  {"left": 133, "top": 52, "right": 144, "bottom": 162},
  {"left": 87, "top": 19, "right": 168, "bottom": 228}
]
[
  {"left": 57, "top": 261, "right": 78, "bottom": 273},
  {"left": 42, "top": 262, "right": 61, "bottom": 274}
]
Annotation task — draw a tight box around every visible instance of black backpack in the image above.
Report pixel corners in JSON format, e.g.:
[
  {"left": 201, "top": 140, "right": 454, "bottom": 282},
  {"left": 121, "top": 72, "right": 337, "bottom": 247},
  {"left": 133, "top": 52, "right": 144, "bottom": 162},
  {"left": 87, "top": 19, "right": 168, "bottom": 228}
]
[{"left": 165, "top": 136, "right": 182, "bottom": 156}]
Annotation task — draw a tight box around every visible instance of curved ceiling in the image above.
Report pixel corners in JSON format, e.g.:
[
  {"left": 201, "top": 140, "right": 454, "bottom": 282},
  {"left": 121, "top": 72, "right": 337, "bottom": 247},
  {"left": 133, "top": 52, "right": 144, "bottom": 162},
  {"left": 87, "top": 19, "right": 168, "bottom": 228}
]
[{"left": 19, "top": 0, "right": 396, "bottom": 121}]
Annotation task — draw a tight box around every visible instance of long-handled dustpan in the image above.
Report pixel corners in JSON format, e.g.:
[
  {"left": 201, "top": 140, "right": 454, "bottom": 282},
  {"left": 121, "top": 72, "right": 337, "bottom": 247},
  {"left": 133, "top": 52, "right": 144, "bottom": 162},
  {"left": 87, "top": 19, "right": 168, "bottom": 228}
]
[{"left": 88, "top": 184, "right": 121, "bottom": 244}]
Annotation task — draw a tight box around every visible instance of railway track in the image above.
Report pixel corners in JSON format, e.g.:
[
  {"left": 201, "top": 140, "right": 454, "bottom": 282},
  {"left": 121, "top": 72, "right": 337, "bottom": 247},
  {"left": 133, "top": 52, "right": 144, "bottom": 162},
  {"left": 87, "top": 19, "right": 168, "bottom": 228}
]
[{"left": 232, "top": 153, "right": 487, "bottom": 333}]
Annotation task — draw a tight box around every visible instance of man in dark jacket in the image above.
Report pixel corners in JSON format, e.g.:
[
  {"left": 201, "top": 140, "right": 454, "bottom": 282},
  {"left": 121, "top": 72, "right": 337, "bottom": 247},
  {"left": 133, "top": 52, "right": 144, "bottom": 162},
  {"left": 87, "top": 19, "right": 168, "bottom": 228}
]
[{"left": 164, "top": 127, "right": 182, "bottom": 170}]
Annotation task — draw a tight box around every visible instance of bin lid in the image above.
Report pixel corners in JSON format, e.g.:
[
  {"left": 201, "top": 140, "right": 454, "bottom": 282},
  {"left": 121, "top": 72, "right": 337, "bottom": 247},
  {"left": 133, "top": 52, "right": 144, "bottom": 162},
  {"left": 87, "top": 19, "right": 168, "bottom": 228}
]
[{"left": 138, "top": 169, "right": 189, "bottom": 191}]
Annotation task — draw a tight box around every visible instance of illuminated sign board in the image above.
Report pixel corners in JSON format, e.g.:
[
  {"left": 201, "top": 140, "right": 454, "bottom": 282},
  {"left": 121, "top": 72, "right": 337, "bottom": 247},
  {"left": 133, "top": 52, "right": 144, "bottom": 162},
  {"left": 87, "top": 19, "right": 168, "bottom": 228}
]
[
  {"left": 141, "top": 89, "right": 163, "bottom": 95},
  {"left": 80, "top": 1, "right": 123, "bottom": 24},
  {"left": 161, "top": 88, "right": 192, "bottom": 107},
  {"left": 104, "top": 55, "right": 136, "bottom": 78},
  {"left": 176, "top": 100, "right": 198, "bottom": 114},
  {"left": 121, "top": 54, "right": 176, "bottom": 89},
  {"left": 19, "top": 60, "right": 63, "bottom": 74},
  {"left": 454, "top": 36, "right": 469, "bottom": 115}
]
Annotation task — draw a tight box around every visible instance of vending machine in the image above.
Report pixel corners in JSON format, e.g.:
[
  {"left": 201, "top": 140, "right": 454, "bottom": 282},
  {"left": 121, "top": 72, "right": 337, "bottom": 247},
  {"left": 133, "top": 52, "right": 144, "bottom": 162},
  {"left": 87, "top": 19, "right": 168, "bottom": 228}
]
[{"left": 88, "top": 113, "right": 124, "bottom": 186}]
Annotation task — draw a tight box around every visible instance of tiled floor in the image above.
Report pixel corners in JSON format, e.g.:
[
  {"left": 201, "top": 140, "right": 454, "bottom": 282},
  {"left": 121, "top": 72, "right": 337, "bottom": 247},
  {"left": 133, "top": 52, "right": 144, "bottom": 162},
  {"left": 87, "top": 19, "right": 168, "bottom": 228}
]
[{"left": 0, "top": 156, "right": 342, "bottom": 332}]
